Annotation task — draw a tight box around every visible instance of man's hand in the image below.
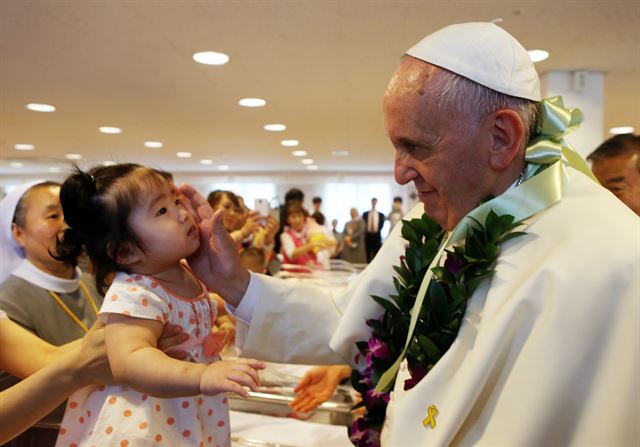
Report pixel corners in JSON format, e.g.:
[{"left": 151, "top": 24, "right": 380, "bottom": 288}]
[
  {"left": 290, "top": 365, "right": 352, "bottom": 413},
  {"left": 179, "top": 184, "right": 251, "bottom": 307}
]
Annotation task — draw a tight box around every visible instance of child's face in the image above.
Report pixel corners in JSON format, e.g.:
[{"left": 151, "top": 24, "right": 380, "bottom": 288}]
[
  {"left": 287, "top": 211, "right": 305, "bottom": 232},
  {"left": 127, "top": 182, "right": 200, "bottom": 273}
]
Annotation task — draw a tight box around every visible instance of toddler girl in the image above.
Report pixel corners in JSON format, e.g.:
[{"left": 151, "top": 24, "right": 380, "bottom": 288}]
[{"left": 54, "top": 163, "right": 264, "bottom": 447}]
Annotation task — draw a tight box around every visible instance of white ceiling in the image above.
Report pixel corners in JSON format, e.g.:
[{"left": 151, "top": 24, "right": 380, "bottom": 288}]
[{"left": 1, "top": 0, "right": 639, "bottom": 176}]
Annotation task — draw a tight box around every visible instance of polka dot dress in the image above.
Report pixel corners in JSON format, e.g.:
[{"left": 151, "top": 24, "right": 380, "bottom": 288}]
[{"left": 56, "top": 270, "right": 230, "bottom": 447}]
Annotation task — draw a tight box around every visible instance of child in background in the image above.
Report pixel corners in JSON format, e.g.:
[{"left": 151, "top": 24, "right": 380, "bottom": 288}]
[
  {"left": 54, "top": 163, "right": 265, "bottom": 447},
  {"left": 279, "top": 201, "right": 322, "bottom": 269},
  {"left": 306, "top": 214, "right": 337, "bottom": 270}
]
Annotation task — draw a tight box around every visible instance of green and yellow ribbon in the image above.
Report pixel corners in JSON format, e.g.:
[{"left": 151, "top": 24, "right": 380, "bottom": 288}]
[{"left": 375, "top": 96, "right": 597, "bottom": 393}]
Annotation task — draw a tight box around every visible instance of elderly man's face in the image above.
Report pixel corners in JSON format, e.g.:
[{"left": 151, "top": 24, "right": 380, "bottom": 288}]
[
  {"left": 384, "top": 58, "right": 493, "bottom": 230},
  {"left": 591, "top": 153, "right": 640, "bottom": 216}
]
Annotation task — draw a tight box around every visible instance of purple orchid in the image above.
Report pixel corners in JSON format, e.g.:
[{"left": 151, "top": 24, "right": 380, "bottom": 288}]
[
  {"left": 403, "top": 364, "right": 428, "bottom": 391},
  {"left": 444, "top": 252, "right": 464, "bottom": 275},
  {"left": 364, "top": 388, "right": 390, "bottom": 408},
  {"left": 368, "top": 335, "right": 390, "bottom": 360},
  {"left": 349, "top": 418, "right": 381, "bottom": 447}
]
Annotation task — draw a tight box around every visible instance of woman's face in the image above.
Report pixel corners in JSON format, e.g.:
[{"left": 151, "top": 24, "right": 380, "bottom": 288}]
[
  {"left": 213, "top": 194, "right": 239, "bottom": 231},
  {"left": 12, "top": 185, "right": 69, "bottom": 275}
]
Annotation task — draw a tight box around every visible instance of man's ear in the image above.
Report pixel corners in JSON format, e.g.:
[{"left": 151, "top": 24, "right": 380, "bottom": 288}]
[
  {"left": 110, "top": 241, "right": 141, "bottom": 266},
  {"left": 11, "top": 223, "right": 26, "bottom": 249},
  {"left": 488, "top": 109, "right": 525, "bottom": 171}
]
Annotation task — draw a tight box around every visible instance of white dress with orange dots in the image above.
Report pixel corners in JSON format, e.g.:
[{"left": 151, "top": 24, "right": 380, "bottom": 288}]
[{"left": 55, "top": 270, "right": 230, "bottom": 447}]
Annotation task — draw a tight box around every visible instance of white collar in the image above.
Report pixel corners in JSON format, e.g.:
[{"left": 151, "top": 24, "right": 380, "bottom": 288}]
[{"left": 11, "top": 259, "right": 82, "bottom": 293}]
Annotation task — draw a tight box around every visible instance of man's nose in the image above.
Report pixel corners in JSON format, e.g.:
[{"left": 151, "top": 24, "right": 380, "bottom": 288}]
[{"left": 394, "top": 152, "right": 416, "bottom": 185}]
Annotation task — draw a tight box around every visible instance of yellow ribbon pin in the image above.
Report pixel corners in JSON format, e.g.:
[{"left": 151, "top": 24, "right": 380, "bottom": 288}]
[{"left": 422, "top": 404, "right": 438, "bottom": 429}]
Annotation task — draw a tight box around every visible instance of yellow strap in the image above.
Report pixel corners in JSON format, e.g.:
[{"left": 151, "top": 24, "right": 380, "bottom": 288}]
[
  {"left": 78, "top": 280, "right": 99, "bottom": 315},
  {"left": 48, "top": 280, "right": 98, "bottom": 334}
]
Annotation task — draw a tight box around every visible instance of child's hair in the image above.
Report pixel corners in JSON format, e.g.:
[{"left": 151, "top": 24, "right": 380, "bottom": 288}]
[
  {"left": 284, "top": 201, "right": 308, "bottom": 220},
  {"left": 55, "top": 163, "right": 170, "bottom": 293}
]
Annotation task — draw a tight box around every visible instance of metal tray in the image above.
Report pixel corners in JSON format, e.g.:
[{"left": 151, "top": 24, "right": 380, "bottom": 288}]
[{"left": 228, "top": 384, "right": 356, "bottom": 427}]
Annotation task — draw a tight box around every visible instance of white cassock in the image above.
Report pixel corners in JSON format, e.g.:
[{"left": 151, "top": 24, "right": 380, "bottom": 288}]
[{"left": 231, "top": 166, "right": 639, "bottom": 446}]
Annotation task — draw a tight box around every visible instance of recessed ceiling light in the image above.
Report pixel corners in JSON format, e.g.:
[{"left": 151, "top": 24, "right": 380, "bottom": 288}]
[
  {"left": 144, "top": 141, "right": 163, "bottom": 148},
  {"left": 264, "top": 124, "right": 286, "bottom": 132},
  {"left": 99, "top": 126, "right": 122, "bottom": 134},
  {"left": 14, "top": 144, "right": 35, "bottom": 151},
  {"left": 193, "top": 51, "right": 230, "bottom": 66},
  {"left": 218, "top": 165, "right": 229, "bottom": 171},
  {"left": 238, "top": 98, "right": 266, "bottom": 107},
  {"left": 9, "top": 162, "right": 24, "bottom": 168},
  {"left": 48, "top": 167, "right": 62, "bottom": 173},
  {"left": 527, "top": 49, "right": 549, "bottom": 63},
  {"left": 331, "top": 150, "right": 350, "bottom": 157},
  {"left": 301, "top": 158, "right": 314, "bottom": 165},
  {"left": 306, "top": 165, "right": 319, "bottom": 171},
  {"left": 292, "top": 150, "right": 308, "bottom": 157},
  {"left": 609, "top": 126, "right": 635, "bottom": 135},
  {"left": 65, "top": 153, "right": 82, "bottom": 160},
  {"left": 281, "top": 139, "right": 299, "bottom": 147},
  {"left": 200, "top": 159, "right": 213, "bottom": 165},
  {"left": 176, "top": 152, "right": 192, "bottom": 158},
  {"left": 102, "top": 160, "right": 117, "bottom": 166},
  {"left": 25, "top": 103, "right": 56, "bottom": 112}
]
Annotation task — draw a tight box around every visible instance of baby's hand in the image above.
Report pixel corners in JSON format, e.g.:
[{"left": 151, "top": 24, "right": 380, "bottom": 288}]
[{"left": 199, "top": 358, "right": 266, "bottom": 398}]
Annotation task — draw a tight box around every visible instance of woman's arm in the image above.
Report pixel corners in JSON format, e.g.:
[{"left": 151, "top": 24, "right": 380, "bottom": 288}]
[
  {"left": 0, "top": 319, "right": 112, "bottom": 444},
  {"left": 0, "top": 318, "right": 76, "bottom": 378},
  {"left": 0, "top": 348, "right": 86, "bottom": 443}
]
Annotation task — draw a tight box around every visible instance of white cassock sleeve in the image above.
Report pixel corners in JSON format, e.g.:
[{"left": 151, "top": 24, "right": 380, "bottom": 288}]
[{"left": 230, "top": 204, "right": 424, "bottom": 365}]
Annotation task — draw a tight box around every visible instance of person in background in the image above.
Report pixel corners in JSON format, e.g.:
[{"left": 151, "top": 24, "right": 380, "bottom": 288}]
[
  {"left": 342, "top": 207, "right": 367, "bottom": 264},
  {"left": 330, "top": 219, "right": 344, "bottom": 259},
  {"left": 274, "top": 188, "right": 305, "bottom": 255},
  {"left": 363, "top": 198, "right": 385, "bottom": 262},
  {"left": 387, "top": 196, "right": 404, "bottom": 232},
  {"left": 208, "top": 190, "right": 261, "bottom": 245},
  {"left": 588, "top": 133, "right": 640, "bottom": 216},
  {"left": 307, "top": 213, "right": 338, "bottom": 270},
  {"left": 239, "top": 247, "right": 267, "bottom": 274},
  {"left": 54, "top": 163, "right": 264, "bottom": 446},
  {"left": 279, "top": 201, "right": 329, "bottom": 268},
  {"left": 311, "top": 196, "right": 325, "bottom": 226}
]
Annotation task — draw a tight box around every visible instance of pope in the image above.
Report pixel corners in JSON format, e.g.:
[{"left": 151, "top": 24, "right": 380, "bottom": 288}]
[{"left": 181, "top": 22, "right": 639, "bottom": 446}]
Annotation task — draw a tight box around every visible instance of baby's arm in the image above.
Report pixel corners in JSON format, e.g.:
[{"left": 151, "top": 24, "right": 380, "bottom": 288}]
[{"left": 106, "top": 314, "right": 264, "bottom": 398}]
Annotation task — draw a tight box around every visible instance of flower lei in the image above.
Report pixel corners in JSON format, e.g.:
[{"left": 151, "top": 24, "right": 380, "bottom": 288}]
[{"left": 348, "top": 210, "right": 525, "bottom": 446}]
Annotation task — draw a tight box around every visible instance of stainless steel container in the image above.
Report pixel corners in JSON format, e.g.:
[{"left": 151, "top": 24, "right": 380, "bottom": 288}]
[{"left": 228, "top": 384, "right": 357, "bottom": 427}]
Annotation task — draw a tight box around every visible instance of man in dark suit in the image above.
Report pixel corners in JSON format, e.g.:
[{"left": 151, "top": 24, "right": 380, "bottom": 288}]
[{"left": 362, "top": 197, "right": 385, "bottom": 262}]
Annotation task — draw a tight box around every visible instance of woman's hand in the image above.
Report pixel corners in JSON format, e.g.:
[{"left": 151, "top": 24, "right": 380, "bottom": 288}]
[
  {"left": 71, "top": 320, "right": 114, "bottom": 386},
  {"left": 199, "top": 358, "right": 266, "bottom": 398},
  {"left": 72, "top": 321, "right": 189, "bottom": 387},
  {"left": 263, "top": 216, "right": 279, "bottom": 245},
  {"left": 158, "top": 323, "right": 190, "bottom": 360},
  {"left": 290, "top": 365, "right": 352, "bottom": 413}
]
